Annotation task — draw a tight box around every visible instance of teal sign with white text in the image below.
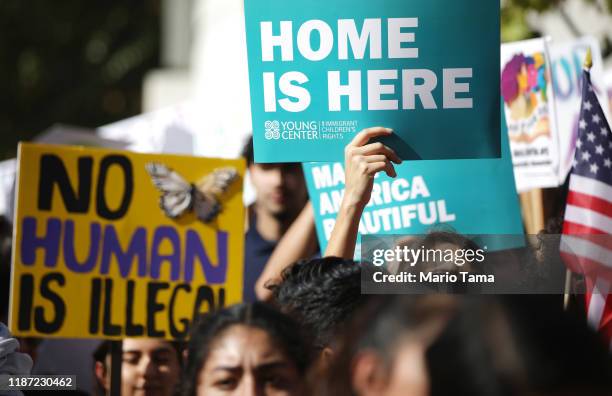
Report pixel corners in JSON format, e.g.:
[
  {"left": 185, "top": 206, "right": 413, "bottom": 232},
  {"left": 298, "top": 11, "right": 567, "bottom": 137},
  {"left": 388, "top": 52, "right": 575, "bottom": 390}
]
[
  {"left": 244, "top": 0, "right": 500, "bottom": 162},
  {"left": 303, "top": 104, "right": 523, "bottom": 253}
]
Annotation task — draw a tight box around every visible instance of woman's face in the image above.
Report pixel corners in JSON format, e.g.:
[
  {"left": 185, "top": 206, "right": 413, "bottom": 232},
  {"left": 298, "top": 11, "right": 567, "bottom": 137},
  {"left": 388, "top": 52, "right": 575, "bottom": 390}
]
[{"left": 196, "top": 324, "right": 303, "bottom": 396}]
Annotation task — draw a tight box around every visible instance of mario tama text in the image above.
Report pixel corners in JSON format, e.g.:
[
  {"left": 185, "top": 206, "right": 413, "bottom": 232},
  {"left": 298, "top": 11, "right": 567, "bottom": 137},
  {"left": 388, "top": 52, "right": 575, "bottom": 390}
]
[
  {"left": 371, "top": 245, "right": 494, "bottom": 285},
  {"left": 372, "top": 271, "right": 495, "bottom": 285}
]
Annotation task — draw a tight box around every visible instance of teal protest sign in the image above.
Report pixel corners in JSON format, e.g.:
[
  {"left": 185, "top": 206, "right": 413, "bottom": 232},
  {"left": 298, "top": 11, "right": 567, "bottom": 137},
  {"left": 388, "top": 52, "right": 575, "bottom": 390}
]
[
  {"left": 244, "top": 0, "right": 500, "bottom": 163},
  {"left": 303, "top": 103, "right": 523, "bottom": 253}
]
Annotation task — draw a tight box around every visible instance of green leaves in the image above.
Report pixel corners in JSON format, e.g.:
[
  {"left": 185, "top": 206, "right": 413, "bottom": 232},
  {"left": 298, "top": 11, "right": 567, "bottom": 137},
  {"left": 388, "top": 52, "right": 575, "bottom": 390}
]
[{"left": 501, "top": 0, "right": 612, "bottom": 42}]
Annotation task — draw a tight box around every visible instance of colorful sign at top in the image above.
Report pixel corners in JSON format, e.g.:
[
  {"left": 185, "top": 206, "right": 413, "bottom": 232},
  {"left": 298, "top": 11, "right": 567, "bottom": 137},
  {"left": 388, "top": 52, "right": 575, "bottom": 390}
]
[{"left": 244, "top": 0, "right": 501, "bottom": 162}]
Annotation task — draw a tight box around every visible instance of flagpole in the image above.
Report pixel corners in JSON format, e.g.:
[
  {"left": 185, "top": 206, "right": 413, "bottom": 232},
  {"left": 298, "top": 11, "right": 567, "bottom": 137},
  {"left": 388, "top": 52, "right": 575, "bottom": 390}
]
[
  {"left": 564, "top": 48, "right": 593, "bottom": 311},
  {"left": 583, "top": 47, "right": 593, "bottom": 71},
  {"left": 530, "top": 189, "right": 544, "bottom": 233},
  {"left": 563, "top": 270, "right": 572, "bottom": 310}
]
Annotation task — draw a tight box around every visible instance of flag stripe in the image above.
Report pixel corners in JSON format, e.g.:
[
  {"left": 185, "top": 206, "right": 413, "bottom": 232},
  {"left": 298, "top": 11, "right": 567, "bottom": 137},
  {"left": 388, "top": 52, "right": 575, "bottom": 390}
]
[
  {"left": 587, "top": 279, "right": 610, "bottom": 331},
  {"left": 560, "top": 235, "right": 612, "bottom": 268},
  {"left": 561, "top": 222, "right": 612, "bottom": 253},
  {"left": 601, "top": 293, "right": 612, "bottom": 329},
  {"left": 567, "top": 190, "right": 612, "bottom": 218},
  {"left": 564, "top": 204, "right": 612, "bottom": 234},
  {"left": 570, "top": 174, "right": 612, "bottom": 204},
  {"left": 559, "top": 251, "right": 612, "bottom": 280},
  {"left": 563, "top": 220, "right": 606, "bottom": 235}
]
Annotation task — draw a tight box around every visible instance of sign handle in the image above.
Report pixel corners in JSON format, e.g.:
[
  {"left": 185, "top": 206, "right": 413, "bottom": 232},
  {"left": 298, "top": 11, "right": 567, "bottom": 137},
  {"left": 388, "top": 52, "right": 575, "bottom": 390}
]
[{"left": 110, "top": 340, "right": 122, "bottom": 396}]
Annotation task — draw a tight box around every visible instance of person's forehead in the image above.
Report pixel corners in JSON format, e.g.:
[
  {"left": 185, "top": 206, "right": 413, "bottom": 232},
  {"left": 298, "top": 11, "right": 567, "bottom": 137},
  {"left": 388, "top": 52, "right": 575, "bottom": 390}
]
[
  {"left": 206, "top": 326, "right": 287, "bottom": 368},
  {"left": 122, "top": 338, "right": 174, "bottom": 354}
]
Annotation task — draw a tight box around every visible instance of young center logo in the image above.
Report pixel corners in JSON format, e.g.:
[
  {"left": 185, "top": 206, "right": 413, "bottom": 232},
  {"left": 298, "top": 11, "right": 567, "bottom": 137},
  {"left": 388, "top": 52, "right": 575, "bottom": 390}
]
[{"left": 264, "top": 120, "right": 281, "bottom": 140}]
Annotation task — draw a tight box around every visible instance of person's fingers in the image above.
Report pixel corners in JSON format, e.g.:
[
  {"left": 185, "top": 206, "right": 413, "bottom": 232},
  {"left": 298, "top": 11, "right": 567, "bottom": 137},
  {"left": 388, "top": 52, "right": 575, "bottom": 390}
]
[
  {"left": 367, "top": 161, "right": 387, "bottom": 175},
  {"left": 385, "top": 161, "right": 397, "bottom": 178},
  {"left": 355, "top": 142, "right": 402, "bottom": 164},
  {"left": 349, "top": 127, "right": 393, "bottom": 147},
  {"left": 363, "top": 154, "right": 388, "bottom": 163},
  {"left": 349, "top": 154, "right": 365, "bottom": 171},
  {"left": 367, "top": 161, "right": 397, "bottom": 178}
]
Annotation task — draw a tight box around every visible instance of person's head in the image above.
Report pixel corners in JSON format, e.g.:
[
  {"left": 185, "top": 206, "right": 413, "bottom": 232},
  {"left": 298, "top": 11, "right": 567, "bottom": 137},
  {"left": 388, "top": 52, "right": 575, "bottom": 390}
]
[
  {"left": 182, "top": 302, "right": 312, "bottom": 396},
  {"left": 321, "top": 295, "right": 458, "bottom": 396},
  {"left": 397, "top": 231, "right": 484, "bottom": 272},
  {"left": 242, "top": 137, "right": 307, "bottom": 220},
  {"left": 426, "top": 296, "right": 612, "bottom": 396},
  {"left": 268, "top": 257, "right": 371, "bottom": 354},
  {"left": 393, "top": 231, "right": 487, "bottom": 294},
  {"left": 93, "top": 338, "right": 182, "bottom": 396}
]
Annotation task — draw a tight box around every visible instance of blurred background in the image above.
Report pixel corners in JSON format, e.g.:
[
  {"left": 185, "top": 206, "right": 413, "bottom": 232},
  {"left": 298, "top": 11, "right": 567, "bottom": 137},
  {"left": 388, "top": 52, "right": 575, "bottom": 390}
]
[
  {"left": 502, "top": 0, "right": 612, "bottom": 49},
  {"left": 0, "top": 0, "right": 161, "bottom": 160},
  {"left": 1, "top": 0, "right": 611, "bottom": 160}
]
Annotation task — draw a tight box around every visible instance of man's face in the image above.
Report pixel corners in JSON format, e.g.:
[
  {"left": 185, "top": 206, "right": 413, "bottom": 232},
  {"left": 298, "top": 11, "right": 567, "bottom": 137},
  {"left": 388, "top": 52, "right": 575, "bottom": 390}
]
[
  {"left": 249, "top": 163, "right": 307, "bottom": 218},
  {"left": 100, "top": 339, "right": 181, "bottom": 396}
]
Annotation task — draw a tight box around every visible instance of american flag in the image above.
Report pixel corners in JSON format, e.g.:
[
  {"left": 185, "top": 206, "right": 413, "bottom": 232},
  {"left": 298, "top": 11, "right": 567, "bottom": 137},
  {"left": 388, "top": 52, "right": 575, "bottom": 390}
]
[{"left": 560, "top": 64, "right": 612, "bottom": 349}]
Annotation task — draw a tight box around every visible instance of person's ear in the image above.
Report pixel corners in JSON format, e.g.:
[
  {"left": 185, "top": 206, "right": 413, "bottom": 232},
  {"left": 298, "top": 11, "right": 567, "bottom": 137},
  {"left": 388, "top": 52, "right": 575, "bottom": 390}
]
[
  {"left": 94, "top": 361, "right": 109, "bottom": 393},
  {"left": 314, "top": 347, "right": 335, "bottom": 373},
  {"left": 351, "top": 350, "right": 387, "bottom": 396},
  {"left": 320, "top": 347, "right": 334, "bottom": 364}
]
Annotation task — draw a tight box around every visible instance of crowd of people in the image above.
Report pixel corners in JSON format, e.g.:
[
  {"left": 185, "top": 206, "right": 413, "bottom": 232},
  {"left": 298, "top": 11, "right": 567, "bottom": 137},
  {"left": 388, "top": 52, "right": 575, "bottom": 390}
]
[{"left": 1, "top": 127, "right": 612, "bottom": 395}]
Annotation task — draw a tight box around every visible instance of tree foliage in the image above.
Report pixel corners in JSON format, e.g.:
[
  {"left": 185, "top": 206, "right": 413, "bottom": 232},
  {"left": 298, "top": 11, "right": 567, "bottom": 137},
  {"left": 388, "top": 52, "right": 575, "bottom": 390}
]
[
  {"left": 0, "top": 0, "right": 160, "bottom": 159},
  {"left": 502, "top": 0, "right": 612, "bottom": 42}
]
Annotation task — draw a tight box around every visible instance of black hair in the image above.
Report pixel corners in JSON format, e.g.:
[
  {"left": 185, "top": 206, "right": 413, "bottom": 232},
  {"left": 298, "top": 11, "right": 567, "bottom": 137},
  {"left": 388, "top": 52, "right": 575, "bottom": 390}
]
[
  {"left": 426, "top": 296, "right": 612, "bottom": 396},
  {"left": 181, "top": 302, "right": 313, "bottom": 396},
  {"left": 320, "top": 295, "right": 458, "bottom": 396},
  {"left": 269, "top": 257, "right": 372, "bottom": 350},
  {"left": 241, "top": 135, "right": 254, "bottom": 166},
  {"left": 240, "top": 134, "right": 304, "bottom": 173},
  {"left": 92, "top": 341, "right": 108, "bottom": 365},
  {"left": 322, "top": 295, "right": 612, "bottom": 396}
]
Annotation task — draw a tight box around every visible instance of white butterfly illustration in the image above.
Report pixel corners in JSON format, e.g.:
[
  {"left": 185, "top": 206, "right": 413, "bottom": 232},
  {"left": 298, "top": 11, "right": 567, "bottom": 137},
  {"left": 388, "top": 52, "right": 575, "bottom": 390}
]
[{"left": 145, "top": 162, "right": 238, "bottom": 223}]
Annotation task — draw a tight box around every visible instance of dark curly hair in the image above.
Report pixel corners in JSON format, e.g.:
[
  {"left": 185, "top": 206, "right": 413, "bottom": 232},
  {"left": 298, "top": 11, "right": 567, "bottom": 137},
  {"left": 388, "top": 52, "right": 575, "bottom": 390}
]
[
  {"left": 181, "top": 302, "right": 313, "bottom": 396},
  {"left": 268, "top": 257, "right": 372, "bottom": 350}
]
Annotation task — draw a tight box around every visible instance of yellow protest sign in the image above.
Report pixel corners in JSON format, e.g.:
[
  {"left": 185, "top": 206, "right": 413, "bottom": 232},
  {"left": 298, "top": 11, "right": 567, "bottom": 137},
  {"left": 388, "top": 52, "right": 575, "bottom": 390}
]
[{"left": 9, "top": 143, "right": 245, "bottom": 340}]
